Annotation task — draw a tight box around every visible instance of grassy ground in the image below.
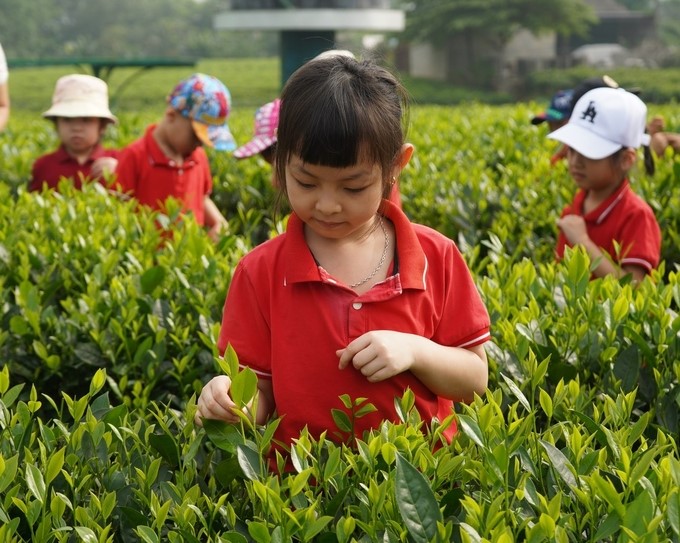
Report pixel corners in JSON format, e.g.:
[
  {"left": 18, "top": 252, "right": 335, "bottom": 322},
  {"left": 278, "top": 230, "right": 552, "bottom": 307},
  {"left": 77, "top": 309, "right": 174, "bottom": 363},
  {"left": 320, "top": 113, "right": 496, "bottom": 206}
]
[
  {"left": 9, "top": 58, "right": 282, "bottom": 114},
  {"left": 8, "top": 56, "right": 521, "bottom": 114},
  {"left": 8, "top": 56, "right": 680, "bottom": 138}
]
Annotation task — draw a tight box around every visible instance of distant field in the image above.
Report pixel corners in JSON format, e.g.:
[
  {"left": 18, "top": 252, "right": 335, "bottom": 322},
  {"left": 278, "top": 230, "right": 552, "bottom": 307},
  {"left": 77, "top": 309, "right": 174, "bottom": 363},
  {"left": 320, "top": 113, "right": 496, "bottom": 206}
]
[
  {"left": 9, "top": 57, "right": 282, "bottom": 114},
  {"left": 10, "top": 55, "right": 680, "bottom": 119},
  {"left": 9, "top": 56, "right": 514, "bottom": 116}
]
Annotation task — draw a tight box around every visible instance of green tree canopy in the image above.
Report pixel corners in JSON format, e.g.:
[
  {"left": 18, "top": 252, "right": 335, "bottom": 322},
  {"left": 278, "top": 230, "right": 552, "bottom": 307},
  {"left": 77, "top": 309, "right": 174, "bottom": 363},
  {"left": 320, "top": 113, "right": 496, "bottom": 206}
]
[
  {"left": 0, "top": 0, "right": 277, "bottom": 60},
  {"left": 400, "top": 0, "right": 598, "bottom": 46}
]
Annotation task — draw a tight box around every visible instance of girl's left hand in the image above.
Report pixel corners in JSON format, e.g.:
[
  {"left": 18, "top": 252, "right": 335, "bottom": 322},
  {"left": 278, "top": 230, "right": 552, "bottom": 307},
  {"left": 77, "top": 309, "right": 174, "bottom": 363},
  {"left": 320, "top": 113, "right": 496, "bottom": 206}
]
[
  {"left": 337, "top": 330, "right": 414, "bottom": 382},
  {"left": 557, "top": 214, "right": 588, "bottom": 245},
  {"left": 207, "top": 219, "right": 229, "bottom": 242},
  {"left": 91, "top": 157, "right": 118, "bottom": 179}
]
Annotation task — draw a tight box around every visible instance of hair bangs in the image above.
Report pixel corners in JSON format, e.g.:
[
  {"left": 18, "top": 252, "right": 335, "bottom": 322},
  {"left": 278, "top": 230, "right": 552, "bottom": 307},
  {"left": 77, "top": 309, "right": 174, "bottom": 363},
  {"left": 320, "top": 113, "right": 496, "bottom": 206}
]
[
  {"left": 291, "top": 96, "right": 380, "bottom": 169},
  {"left": 275, "top": 55, "right": 409, "bottom": 199}
]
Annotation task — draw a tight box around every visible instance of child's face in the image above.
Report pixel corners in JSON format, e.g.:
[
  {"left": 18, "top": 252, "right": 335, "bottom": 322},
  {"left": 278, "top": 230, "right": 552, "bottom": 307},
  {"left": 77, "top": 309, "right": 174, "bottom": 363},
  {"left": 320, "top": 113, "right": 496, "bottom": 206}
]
[
  {"left": 56, "top": 117, "right": 105, "bottom": 156},
  {"left": 566, "top": 147, "right": 629, "bottom": 192},
  {"left": 165, "top": 113, "right": 202, "bottom": 157},
  {"left": 285, "top": 154, "right": 384, "bottom": 241}
]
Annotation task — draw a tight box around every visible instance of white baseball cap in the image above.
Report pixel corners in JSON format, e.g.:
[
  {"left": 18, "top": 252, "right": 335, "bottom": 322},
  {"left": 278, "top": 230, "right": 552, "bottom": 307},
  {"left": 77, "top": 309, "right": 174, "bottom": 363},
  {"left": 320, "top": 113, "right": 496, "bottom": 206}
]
[{"left": 548, "top": 86, "right": 650, "bottom": 160}]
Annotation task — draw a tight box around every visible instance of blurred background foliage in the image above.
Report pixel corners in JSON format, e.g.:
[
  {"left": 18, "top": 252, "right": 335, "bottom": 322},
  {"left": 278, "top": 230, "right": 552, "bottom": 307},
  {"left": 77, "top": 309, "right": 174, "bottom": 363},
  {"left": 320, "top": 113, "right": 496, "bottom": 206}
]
[{"left": 0, "top": 0, "right": 277, "bottom": 60}]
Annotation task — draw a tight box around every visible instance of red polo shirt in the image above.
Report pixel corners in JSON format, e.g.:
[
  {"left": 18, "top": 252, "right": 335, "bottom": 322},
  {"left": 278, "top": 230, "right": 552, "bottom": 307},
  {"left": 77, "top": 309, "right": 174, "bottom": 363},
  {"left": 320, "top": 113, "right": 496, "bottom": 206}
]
[
  {"left": 115, "top": 125, "right": 213, "bottom": 225},
  {"left": 29, "top": 144, "right": 119, "bottom": 192},
  {"left": 556, "top": 180, "right": 661, "bottom": 272},
  {"left": 218, "top": 200, "right": 490, "bottom": 453}
]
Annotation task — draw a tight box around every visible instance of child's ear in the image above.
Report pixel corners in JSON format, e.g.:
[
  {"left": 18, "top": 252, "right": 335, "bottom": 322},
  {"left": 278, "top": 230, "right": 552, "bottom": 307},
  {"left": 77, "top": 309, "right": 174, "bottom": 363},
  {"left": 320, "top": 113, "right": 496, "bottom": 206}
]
[
  {"left": 165, "top": 107, "right": 178, "bottom": 122},
  {"left": 621, "top": 147, "right": 638, "bottom": 170},
  {"left": 393, "top": 143, "right": 414, "bottom": 174}
]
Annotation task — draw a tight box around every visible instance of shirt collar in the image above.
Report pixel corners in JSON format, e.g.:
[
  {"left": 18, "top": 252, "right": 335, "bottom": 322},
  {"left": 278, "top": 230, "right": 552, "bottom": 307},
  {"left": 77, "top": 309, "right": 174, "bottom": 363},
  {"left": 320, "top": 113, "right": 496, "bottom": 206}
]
[
  {"left": 283, "top": 200, "right": 427, "bottom": 290},
  {"left": 55, "top": 143, "right": 107, "bottom": 164},
  {"left": 575, "top": 179, "right": 630, "bottom": 225},
  {"left": 144, "top": 124, "right": 199, "bottom": 167}
]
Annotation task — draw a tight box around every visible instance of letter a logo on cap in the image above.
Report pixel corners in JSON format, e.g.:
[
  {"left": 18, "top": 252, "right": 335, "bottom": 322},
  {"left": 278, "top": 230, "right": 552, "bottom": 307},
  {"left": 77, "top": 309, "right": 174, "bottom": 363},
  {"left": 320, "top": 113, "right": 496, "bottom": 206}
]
[{"left": 581, "top": 101, "right": 597, "bottom": 124}]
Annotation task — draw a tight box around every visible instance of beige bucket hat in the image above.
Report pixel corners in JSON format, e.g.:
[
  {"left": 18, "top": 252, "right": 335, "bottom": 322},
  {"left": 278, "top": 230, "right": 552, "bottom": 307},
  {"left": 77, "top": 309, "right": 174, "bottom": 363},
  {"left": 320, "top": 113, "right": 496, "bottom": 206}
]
[{"left": 43, "top": 74, "right": 117, "bottom": 123}]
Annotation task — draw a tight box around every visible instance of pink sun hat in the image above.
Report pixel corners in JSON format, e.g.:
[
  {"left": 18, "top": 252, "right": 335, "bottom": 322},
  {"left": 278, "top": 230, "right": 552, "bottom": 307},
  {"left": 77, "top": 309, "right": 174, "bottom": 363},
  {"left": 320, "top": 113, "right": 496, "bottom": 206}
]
[{"left": 233, "top": 98, "right": 281, "bottom": 159}]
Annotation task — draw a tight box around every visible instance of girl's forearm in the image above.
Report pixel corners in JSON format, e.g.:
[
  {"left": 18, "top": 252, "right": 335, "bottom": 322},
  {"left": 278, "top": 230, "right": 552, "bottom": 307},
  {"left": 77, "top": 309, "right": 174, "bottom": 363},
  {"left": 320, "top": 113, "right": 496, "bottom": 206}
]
[{"left": 410, "top": 339, "right": 488, "bottom": 402}]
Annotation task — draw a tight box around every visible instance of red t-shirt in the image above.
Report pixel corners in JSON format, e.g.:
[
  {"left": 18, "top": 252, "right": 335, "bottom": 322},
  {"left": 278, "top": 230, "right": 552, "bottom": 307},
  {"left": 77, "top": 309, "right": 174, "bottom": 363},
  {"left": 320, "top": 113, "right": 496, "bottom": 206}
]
[
  {"left": 29, "top": 144, "right": 119, "bottom": 192},
  {"left": 115, "top": 125, "right": 213, "bottom": 225},
  {"left": 218, "top": 200, "right": 490, "bottom": 455},
  {"left": 556, "top": 180, "right": 661, "bottom": 272}
]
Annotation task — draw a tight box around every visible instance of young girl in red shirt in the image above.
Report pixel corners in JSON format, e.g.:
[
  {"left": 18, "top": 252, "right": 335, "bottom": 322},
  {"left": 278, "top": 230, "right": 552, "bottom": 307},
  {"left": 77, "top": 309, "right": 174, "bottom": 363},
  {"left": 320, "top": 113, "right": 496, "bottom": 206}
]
[
  {"left": 196, "top": 54, "right": 490, "bottom": 460},
  {"left": 548, "top": 87, "right": 661, "bottom": 282}
]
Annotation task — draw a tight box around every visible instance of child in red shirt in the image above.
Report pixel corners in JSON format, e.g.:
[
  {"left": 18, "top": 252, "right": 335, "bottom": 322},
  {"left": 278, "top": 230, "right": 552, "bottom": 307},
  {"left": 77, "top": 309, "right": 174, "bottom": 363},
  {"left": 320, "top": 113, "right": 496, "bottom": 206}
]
[
  {"left": 29, "top": 74, "right": 119, "bottom": 192},
  {"left": 115, "top": 73, "right": 233, "bottom": 241},
  {"left": 548, "top": 87, "right": 661, "bottom": 281},
  {"left": 195, "top": 56, "right": 490, "bottom": 461}
]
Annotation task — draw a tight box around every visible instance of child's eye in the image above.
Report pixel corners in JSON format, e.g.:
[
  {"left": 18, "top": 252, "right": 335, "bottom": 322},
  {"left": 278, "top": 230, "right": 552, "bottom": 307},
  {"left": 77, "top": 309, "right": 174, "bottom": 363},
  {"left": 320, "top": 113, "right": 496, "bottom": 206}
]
[
  {"left": 295, "top": 179, "right": 315, "bottom": 189},
  {"left": 345, "top": 186, "right": 367, "bottom": 194}
]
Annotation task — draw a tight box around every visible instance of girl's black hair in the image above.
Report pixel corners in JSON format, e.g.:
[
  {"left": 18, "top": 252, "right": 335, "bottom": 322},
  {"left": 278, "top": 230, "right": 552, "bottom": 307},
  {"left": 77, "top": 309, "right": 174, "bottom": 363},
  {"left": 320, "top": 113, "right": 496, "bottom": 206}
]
[{"left": 274, "top": 55, "right": 410, "bottom": 201}]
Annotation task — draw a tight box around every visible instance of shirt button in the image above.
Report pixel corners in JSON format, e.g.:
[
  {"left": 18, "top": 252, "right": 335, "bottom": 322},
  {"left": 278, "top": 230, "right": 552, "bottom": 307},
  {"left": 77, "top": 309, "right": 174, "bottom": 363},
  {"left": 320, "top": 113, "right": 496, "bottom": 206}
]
[
  {"left": 169, "top": 160, "right": 175, "bottom": 166},
  {"left": 352, "top": 302, "right": 362, "bottom": 310}
]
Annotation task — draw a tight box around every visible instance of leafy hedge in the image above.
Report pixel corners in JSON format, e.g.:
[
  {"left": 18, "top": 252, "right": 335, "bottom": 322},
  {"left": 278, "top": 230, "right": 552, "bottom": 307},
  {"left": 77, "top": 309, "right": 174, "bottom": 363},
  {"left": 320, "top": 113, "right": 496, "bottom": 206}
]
[
  {"left": 524, "top": 66, "right": 680, "bottom": 104},
  {"left": 0, "top": 105, "right": 678, "bottom": 541}
]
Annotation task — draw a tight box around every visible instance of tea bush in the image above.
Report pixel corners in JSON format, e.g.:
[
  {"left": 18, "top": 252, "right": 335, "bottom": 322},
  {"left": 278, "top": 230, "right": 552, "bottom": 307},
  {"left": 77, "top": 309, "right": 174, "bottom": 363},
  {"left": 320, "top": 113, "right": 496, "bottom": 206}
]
[
  {"left": 524, "top": 66, "right": 680, "bottom": 104},
  {"left": 0, "top": 103, "right": 679, "bottom": 541}
]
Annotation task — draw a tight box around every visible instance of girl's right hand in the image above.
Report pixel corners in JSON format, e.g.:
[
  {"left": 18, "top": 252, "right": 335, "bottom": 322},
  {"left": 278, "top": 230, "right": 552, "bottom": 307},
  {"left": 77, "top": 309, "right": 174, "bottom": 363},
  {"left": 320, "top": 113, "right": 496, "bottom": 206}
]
[{"left": 195, "top": 375, "right": 241, "bottom": 426}]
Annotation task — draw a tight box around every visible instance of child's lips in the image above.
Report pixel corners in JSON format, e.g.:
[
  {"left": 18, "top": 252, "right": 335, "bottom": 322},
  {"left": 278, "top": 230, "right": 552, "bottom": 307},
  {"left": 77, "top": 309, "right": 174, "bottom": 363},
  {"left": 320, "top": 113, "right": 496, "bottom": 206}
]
[{"left": 316, "top": 219, "right": 344, "bottom": 230}]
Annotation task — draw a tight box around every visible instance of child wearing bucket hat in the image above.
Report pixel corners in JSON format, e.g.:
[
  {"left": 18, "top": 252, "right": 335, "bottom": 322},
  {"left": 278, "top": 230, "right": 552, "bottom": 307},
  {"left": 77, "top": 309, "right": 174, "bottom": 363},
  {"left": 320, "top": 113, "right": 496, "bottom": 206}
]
[
  {"left": 29, "top": 74, "right": 119, "bottom": 192},
  {"left": 548, "top": 86, "right": 661, "bottom": 282},
  {"left": 115, "top": 73, "right": 235, "bottom": 241}
]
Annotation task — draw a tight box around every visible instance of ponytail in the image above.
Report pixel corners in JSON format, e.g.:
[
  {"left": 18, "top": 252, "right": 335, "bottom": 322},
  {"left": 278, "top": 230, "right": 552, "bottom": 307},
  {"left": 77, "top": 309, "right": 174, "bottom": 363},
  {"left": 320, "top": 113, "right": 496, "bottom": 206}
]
[{"left": 643, "top": 143, "right": 655, "bottom": 176}]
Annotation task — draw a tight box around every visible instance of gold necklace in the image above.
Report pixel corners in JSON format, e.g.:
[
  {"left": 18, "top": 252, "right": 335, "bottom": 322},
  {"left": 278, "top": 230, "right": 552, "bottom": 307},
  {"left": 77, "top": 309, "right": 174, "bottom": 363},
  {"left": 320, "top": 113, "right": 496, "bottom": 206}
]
[{"left": 351, "top": 217, "right": 389, "bottom": 289}]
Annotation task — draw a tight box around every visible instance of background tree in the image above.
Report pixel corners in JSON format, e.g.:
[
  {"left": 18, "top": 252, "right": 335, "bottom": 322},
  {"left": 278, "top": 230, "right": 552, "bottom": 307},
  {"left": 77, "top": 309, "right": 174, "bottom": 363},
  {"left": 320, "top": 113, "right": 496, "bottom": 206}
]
[
  {"left": 0, "top": 0, "right": 277, "bottom": 59},
  {"left": 657, "top": 0, "right": 680, "bottom": 49},
  {"left": 397, "top": 0, "right": 598, "bottom": 88},
  {"left": 615, "top": 0, "right": 656, "bottom": 10},
  {"left": 400, "top": 0, "right": 597, "bottom": 47}
]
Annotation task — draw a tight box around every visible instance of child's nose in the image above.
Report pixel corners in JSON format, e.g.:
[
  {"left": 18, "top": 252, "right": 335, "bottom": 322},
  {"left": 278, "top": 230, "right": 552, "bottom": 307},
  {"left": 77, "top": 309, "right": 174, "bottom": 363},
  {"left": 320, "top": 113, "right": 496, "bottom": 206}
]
[{"left": 315, "top": 190, "right": 341, "bottom": 214}]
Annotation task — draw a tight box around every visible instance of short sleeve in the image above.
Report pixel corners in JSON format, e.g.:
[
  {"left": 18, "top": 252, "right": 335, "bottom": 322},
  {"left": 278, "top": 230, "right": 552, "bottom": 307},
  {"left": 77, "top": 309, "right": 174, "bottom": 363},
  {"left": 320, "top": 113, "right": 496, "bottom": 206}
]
[
  {"left": 217, "top": 258, "right": 273, "bottom": 377},
  {"left": 114, "top": 146, "right": 139, "bottom": 194},
  {"left": 617, "top": 206, "right": 661, "bottom": 271},
  {"left": 439, "top": 241, "right": 490, "bottom": 348}
]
